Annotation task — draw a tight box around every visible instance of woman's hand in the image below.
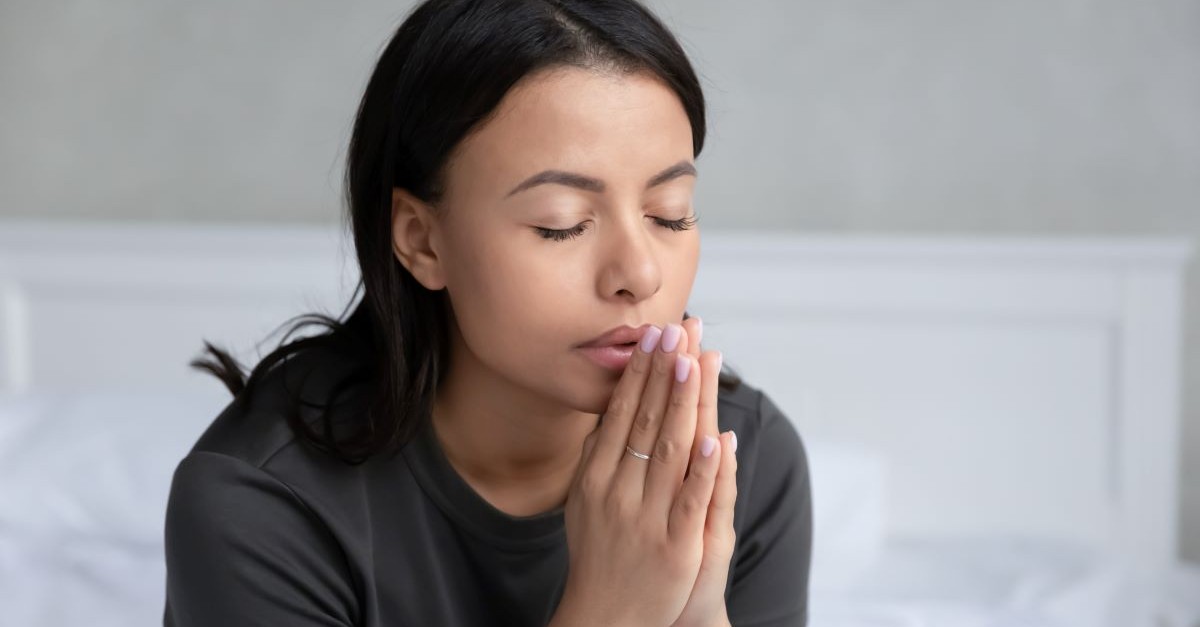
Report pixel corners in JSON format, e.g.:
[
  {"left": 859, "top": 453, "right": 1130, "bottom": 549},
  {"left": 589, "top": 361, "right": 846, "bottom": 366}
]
[
  {"left": 671, "top": 316, "right": 738, "bottom": 627},
  {"left": 553, "top": 322, "right": 723, "bottom": 627}
]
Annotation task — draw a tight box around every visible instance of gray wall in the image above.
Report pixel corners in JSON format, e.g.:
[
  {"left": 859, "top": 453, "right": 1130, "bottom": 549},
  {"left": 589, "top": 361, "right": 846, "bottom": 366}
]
[{"left": 2, "top": 1, "right": 1198, "bottom": 560}]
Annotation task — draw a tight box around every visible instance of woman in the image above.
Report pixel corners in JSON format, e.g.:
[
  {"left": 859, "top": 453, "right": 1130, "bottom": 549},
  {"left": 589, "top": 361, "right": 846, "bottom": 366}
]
[{"left": 163, "top": 1, "right": 812, "bottom": 625}]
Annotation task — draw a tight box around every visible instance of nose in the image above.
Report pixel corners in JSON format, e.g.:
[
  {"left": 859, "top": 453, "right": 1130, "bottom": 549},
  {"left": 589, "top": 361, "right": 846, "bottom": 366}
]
[{"left": 597, "top": 213, "right": 662, "bottom": 303}]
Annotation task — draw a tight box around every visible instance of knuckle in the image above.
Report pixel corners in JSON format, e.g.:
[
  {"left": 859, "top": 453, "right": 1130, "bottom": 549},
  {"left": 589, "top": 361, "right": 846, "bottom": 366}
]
[
  {"left": 678, "top": 493, "right": 704, "bottom": 517},
  {"left": 713, "top": 530, "right": 737, "bottom": 555},
  {"left": 607, "top": 395, "right": 635, "bottom": 418},
  {"left": 579, "top": 470, "right": 606, "bottom": 497},
  {"left": 652, "top": 435, "right": 681, "bottom": 463},
  {"left": 633, "top": 407, "right": 659, "bottom": 435},
  {"left": 669, "top": 388, "right": 693, "bottom": 408},
  {"left": 604, "top": 486, "right": 638, "bottom": 519}
]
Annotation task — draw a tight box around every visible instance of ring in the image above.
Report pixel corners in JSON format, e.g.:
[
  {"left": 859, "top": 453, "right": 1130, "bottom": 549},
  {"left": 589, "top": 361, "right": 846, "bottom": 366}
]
[{"left": 625, "top": 444, "right": 652, "bottom": 461}]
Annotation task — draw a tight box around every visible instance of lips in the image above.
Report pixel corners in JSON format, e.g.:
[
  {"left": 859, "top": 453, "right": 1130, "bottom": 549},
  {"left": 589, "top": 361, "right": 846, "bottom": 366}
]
[
  {"left": 578, "top": 323, "right": 652, "bottom": 348},
  {"left": 578, "top": 344, "right": 639, "bottom": 371}
]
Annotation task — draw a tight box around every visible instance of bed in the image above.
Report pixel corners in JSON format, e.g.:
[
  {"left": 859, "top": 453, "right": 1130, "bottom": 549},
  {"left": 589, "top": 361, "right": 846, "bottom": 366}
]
[{"left": 0, "top": 220, "right": 1195, "bottom": 626}]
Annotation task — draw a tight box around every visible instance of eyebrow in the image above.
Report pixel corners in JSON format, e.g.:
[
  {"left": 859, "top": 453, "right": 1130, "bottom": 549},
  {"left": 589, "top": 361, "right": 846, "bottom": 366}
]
[{"left": 504, "top": 160, "right": 697, "bottom": 198}]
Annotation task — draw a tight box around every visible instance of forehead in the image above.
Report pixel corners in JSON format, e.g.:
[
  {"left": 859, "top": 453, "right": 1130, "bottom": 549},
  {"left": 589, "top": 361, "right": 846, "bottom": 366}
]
[{"left": 445, "top": 66, "right": 694, "bottom": 197}]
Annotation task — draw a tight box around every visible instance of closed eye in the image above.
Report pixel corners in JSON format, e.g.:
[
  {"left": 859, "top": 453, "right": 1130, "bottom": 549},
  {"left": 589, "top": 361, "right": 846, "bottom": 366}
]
[{"left": 534, "top": 214, "right": 698, "bottom": 242}]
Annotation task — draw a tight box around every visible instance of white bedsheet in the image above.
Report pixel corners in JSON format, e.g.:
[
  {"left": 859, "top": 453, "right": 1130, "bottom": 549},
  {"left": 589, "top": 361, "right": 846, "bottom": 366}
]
[{"left": 810, "top": 535, "right": 1200, "bottom": 627}]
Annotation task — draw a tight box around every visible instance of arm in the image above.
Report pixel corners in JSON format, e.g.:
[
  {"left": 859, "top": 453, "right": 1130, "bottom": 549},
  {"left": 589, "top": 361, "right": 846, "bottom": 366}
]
[
  {"left": 163, "top": 451, "right": 357, "bottom": 626},
  {"left": 726, "top": 391, "right": 814, "bottom": 627}
]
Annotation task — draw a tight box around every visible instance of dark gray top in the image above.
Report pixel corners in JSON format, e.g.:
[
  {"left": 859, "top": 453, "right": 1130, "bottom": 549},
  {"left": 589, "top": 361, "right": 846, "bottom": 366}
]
[{"left": 163, "top": 346, "right": 812, "bottom": 626}]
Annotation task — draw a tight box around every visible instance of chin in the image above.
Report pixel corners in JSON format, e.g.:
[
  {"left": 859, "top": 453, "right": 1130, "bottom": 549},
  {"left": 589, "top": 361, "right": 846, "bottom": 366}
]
[
  {"left": 554, "top": 377, "right": 615, "bottom": 416},
  {"left": 581, "top": 381, "right": 622, "bottom": 415},
  {"left": 520, "top": 351, "right": 618, "bottom": 414}
]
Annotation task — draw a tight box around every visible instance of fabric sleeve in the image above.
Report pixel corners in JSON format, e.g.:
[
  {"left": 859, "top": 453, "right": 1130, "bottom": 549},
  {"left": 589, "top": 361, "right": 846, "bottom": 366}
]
[
  {"left": 726, "top": 391, "right": 814, "bottom": 627},
  {"left": 163, "top": 451, "right": 358, "bottom": 627}
]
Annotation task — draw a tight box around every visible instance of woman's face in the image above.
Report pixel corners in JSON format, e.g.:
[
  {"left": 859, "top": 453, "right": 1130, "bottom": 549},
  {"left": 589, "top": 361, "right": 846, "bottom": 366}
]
[{"left": 395, "top": 66, "right": 700, "bottom": 414}]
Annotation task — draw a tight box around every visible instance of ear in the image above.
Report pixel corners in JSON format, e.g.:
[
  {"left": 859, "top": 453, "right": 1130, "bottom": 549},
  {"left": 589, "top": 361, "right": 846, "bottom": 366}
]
[{"left": 391, "top": 187, "right": 447, "bottom": 291}]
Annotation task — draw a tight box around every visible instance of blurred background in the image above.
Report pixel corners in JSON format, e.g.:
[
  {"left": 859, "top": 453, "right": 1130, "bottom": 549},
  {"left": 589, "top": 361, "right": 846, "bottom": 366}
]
[{"left": 0, "top": 1, "right": 1197, "bottom": 626}]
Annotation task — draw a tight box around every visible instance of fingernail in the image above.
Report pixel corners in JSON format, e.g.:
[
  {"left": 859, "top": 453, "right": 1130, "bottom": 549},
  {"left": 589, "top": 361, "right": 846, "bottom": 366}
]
[
  {"left": 661, "top": 324, "right": 682, "bottom": 352},
  {"left": 701, "top": 435, "right": 717, "bottom": 458},
  {"left": 717, "top": 351, "right": 723, "bottom": 372},
  {"left": 730, "top": 431, "right": 738, "bottom": 454},
  {"left": 675, "top": 354, "right": 690, "bottom": 382},
  {"left": 639, "top": 326, "right": 662, "bottom": 353},
  {"left": 696, "top": 317, "right": 703, "bottom": 344}
]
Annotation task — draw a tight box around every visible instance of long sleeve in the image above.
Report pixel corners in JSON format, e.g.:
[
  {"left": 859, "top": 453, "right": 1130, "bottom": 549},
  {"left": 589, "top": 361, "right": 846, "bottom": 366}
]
[
  {"left": 726, "top": 391, "right": 814, "bottom": 627},
  {"left": 163, "top": 451, "right": 358, "bottom": 627}
]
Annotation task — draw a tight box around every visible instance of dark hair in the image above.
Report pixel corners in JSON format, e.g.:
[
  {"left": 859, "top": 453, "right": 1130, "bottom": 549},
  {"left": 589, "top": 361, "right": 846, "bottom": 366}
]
[{"left": 192, "top": 0, "right": 742, "bottom": 465}]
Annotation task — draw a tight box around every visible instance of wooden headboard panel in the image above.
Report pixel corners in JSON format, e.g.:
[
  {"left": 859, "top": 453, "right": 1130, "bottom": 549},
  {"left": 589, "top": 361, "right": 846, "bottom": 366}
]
[{"left": 0, "top": 220, "right": 1190, "bottom": 573}]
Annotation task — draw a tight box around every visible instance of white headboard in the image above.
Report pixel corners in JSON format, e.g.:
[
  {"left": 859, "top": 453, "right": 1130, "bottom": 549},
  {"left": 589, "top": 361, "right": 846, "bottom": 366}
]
[{"left": 0, "top": 220, "right": 1190, "bottom": 574}]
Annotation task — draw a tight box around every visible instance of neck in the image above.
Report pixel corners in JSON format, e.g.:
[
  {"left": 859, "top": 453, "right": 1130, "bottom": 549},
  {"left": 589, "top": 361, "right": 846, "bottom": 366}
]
[{"left": 430, "top": 331, "right": 599, "bottom": 514}]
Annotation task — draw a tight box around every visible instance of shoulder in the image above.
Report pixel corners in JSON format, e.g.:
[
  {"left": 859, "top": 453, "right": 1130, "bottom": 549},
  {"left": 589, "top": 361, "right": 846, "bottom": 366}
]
[
  {"left": 164, "top": 343, "right": 372, "bottom": 618},
  {"left": 166, "top": 342, "right": 376, "bottom": 543},
  {"left": 164, "top": 446, "right": 359, "bottom": 624}
]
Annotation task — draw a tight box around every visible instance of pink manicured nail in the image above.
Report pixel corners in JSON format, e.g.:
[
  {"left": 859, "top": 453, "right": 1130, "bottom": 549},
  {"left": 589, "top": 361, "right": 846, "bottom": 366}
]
[
  {"left": 730, "top": 431, "right": 738, "bottom": 454},
  {"left": 675, "top": 354, "right": 690, "bottom": 382},
  {"left": 661, "top": 324, "right": 682, "bottom": 352},
  {"left": 695, "top": 316, "right": 703, "bottom": 344},
  {"left": 639, "top": 326, "right": 662, "bottom": 353},
  {"left": 701, "top": 435, "right": 717, "bottom": 458}
]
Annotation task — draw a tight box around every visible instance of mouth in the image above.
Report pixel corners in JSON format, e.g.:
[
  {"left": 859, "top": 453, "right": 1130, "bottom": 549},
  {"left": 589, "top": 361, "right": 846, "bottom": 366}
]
[
  {"left": 578, "top": 323, "right": 653, "bottom": 349},
  {"left": 605, "top": 340, "right": 641, "bottom": 350},
  {"left": 577, "top": 342, "right": 640, "bottom": 371}
]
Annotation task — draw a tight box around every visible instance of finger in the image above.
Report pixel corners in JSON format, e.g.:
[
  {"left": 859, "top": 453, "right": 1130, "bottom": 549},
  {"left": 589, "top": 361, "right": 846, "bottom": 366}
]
[
  {"left": 682, "top": 315, "right": 702, "bottom": 358},
  {"left": 669, "top": 432, "right": 721, "bottom": 541},
  {"left": 592, "top": 325, "right": 663, "bottom": 478},
  {"left": 705, "top": 430, "right": 739, "bottom": 553},
  {"left": 643, "top": 352, "right": 701, "bottom": 516},
  {"left": 614, "top": 323, "right": 688, "bottom": 500},
  {"left": 702, "top": 350, "right": 722, "bottom": 436},
  {"left": 690, "top": 350, "right": 723, "bottom": 460}
]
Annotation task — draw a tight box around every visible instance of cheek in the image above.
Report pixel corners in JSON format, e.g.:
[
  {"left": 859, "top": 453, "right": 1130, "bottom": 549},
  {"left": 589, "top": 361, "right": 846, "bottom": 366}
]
[
  {"left": 675, "top": 235, "right": 701, "bottom": 284},
  {"left": 659, "top": 233, "right": 700, "bottom": 310},
  {"left": 450, "top": 244, "right": 575, "bottom": 360},
  {"left": 448, "top": 246, "right": 616, "bottom": 409}
]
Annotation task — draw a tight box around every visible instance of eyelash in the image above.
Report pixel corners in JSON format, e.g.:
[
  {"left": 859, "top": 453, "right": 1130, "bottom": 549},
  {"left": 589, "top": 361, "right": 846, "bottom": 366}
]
[{"left": 535, "top": 215, "right": 698, "bottom": 242}]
